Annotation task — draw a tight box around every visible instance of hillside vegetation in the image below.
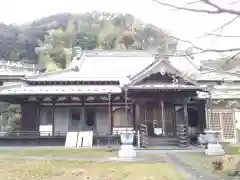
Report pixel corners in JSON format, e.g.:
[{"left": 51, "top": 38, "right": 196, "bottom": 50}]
[{"left": 0, "top": 12, "right": 177, "bottom": 72}]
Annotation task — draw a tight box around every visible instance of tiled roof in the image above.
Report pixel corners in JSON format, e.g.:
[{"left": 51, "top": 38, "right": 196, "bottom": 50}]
[
  {"left": 0, "top": 84, "right": 122, "bottom": 95},
  {"left": 25, "top": 50, "right": 156, "bottom": 84},
  {"left": 0, "top": 50, "right": 203, "bottom": 95},
  {"left": 128, "top": 84, "right": 203, "bottom": 90},
  {"left": 194, "top": 71, "right": 240, "bottom": 81},
  {"left": 197, "top": 90, "right": 240, "bottom": 99}
]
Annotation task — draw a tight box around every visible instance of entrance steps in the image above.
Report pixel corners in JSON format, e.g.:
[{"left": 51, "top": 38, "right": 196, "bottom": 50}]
[{"left": 147, "top": 137, "right": 178, "bottom": 146}]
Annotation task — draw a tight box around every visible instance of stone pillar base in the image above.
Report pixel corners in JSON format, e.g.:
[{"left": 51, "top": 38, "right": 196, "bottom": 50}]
[
  {"left": 205, "top": 143, "right": 225, "bottom": 156},
  {"left": 118, "top": 145, "right": 136, "bottom": 158}
]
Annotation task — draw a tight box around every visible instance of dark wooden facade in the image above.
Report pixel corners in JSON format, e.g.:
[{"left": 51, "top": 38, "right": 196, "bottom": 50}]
[{"left": 0, "top": 55, "right": 207, "bottom": 147}]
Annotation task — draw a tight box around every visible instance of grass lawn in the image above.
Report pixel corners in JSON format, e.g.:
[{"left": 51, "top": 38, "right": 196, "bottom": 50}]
[
  {"left": 0, "top": 148, "right": 165, "bottom": 158},
  {"left": 186, "top": 144, "right": 240, "bottom": 178},
  {"left": 0, "top": 159, "right": 186, "bottom": 180},
  {"left": 0, "top": 148, "right": 117, "bottom": 157}
]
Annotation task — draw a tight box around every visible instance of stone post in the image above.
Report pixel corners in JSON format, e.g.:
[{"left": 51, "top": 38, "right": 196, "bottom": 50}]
[{"left": 118, "top": 132, "right": 136, "bottom": 158}]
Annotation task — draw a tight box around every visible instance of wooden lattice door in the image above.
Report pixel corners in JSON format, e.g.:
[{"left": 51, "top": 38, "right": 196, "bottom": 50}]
[
  {"left": 165, "top": 106, "right": 175, "bottom": 137},
  {"left": 211, "top": 112, "right": 221, "bottom": 131},
  {"left": 211, "top": 110, "right": 235, "bottom": 142},
  {"left": 221, "top": 112, "right": 235, "bottom": 141}
]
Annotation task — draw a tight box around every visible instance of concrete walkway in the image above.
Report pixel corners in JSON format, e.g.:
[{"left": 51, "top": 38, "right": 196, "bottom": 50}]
[{"left": 166, "top": 153, "right": 223, "bottom": 180}]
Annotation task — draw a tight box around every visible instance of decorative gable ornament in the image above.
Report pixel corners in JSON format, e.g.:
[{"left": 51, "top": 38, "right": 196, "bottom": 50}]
[
  {"left": 86, "top": 96, "right": 95, "bottom": 101},
  {"left": 57, "top": 96, "right": 67, "bottom": 101},
  {"left": 160, "top": 67, "right": 166, "bottom": 75},
  {"left": 27, "top": 96, "right": 37, "bottom": 101},
  {"left": 71, "top": 96, "right": 81, "bottom": 101},
  {"left": 43, "top": 97, "right": 52, "bottom": 101},
  {"left": 100, "top": 96, "right": 109, "bottom": 101},
  {"left": 114, "top": 96, "right": 121, "bottom": 101}
]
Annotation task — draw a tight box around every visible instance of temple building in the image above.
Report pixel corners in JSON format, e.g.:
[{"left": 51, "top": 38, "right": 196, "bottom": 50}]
[{"left": 0, "top": 51, "right": 209, "bottom": 147}]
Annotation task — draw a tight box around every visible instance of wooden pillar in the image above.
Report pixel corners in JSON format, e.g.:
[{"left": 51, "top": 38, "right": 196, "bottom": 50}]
[
  {"left": 183, "top": 99, "right": 190, "bottom": 145},
  {"left": 161, "top": 100, "right": 165, "bottom": 136},
  {"left": 36, "top": 96, "right": 43, "bottom": 132},
  {"left": 52, "top": 97, "right": 56, "bottom": 135},
  {"left": 81, "top": 96, "right": 85, "bottom": 131},
  {"left": 197, "top": 100, "right": 206, "bottom": 132},
  {"left": 183, "top": 100, "right": 188, "bottom": 126},
  {"left": 108, "top": 93, "right": 113, "bottom": 134},
  {"left": 36, "top": 104, "right": 40, "bottom": 131},
  {"left": 132, "top": 103, "right": 136, "bottom": 129},
  {"left": 124, "top": 89, "right": 128, "bottom": 122}
]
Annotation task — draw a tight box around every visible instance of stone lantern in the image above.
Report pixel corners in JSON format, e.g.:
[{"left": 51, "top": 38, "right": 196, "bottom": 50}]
[
  {"left": 205, "top": 130, "right": 225, "bottom": 156},
  {"left": 118, "top": 132, "right": 136, "bottom": 158}
]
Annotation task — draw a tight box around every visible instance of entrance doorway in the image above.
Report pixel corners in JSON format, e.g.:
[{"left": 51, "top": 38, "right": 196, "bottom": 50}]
[
  {"left": 69, "top": 108, "right": 82, "bottom": 132},
  {"left": 84, "top": 108, "right": 96, "bottom": 130},
  {"left": 68, "top": 108, "right": 96, "bottom": 132},
  {"left": 143, "top": 103, "right": 176, "bottom": 137},
  {"left": 113, "top": 107, "right": 133, "bottom": 127}
]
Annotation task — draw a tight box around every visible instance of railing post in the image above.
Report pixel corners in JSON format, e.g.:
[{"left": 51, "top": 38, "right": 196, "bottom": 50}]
[{"left": 137, "top": 130, "right": 140, "bottom": 148}]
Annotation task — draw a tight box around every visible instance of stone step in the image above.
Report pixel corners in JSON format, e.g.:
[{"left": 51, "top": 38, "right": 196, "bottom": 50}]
[{"left": 147, "top": 137, "right": 178, "bottom": 146}]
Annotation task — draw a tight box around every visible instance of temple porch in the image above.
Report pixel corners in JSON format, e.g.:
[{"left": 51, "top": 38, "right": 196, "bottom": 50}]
[{"left": 0, "top": 89, "right": 206, "bottom": 147}]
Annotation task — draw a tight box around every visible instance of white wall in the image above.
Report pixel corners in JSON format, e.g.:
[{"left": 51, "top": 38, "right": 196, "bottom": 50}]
[
  {"left": 39, "top": 106, "right": 112, "bottom": 135},
  {"left": 54, "top": 107, "right": 70, "bottom": 135},
  {"left": 40, "top": 107, "right": 69, "bottom": 135},
  {"left": 95, "top": 107, "right": 111, "bottom": 135},
  {"left": 113, "top": 107, "right": 133, "bottom": 127}
]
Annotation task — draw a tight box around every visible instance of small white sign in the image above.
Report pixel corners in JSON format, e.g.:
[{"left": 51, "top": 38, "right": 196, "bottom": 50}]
[
  {"left": 236, "top": 121, "right": 240, "bottom": 130},
  {"left": 39, "top": 125, "right": 52, "bottom": 136},
  {"left": 154, "top": 128, "right": 162, "bottom": 135}
]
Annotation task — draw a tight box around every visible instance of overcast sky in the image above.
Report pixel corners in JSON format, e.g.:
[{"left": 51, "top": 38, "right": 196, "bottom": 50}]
[{"left": 1, "top": 0, "right": 240, "bottom": 61}]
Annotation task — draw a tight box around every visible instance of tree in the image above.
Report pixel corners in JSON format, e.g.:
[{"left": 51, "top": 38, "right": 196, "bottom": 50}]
[
  {"left": 0, "top": 12, "right": 178, "bottom": 71},
  {"left": 151, "top": 0, "right": 240, "bottom": 69},
  {"left": 0, "top": 104, "right": 21, "bottom": 133},
  {"left": 34, "top": 12, "right": 177, "bottom": 71}
]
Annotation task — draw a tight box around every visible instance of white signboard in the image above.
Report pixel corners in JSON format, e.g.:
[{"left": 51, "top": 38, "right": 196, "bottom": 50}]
[
  {"left": 77, "top": 131, "right": 93, "bottom": 147},
  {"left": 65, "top": 132, "right": 78, "bottom": 147},
  {"left": 39, "top": 125, "right": 52, "bottom": 136}
]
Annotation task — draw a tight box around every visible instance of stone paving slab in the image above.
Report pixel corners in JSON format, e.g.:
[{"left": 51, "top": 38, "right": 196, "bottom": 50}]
[{"left": 168, "top": 153, "right": 224, "bottom": 180}]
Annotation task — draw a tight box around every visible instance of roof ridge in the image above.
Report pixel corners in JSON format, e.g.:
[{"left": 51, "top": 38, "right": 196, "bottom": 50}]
[
  {"left": 0, "top": 84, "right": 23, "bottom": 90},
  {"left": 129, "top": 55, "right": 160, "bottom": 80},
  {"left": 24, "top": 68, "right": 74, "bottom": 80}
]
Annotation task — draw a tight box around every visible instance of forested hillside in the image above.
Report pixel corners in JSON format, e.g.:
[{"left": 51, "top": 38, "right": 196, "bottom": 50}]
[{"left": 0, "top": 12, "right": 178, "bottom": 72}]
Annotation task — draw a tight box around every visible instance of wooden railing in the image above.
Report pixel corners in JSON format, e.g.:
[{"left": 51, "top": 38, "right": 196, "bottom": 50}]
[
  {"left": 0, "top": 131, "right": 64, "bottom": 138},
  {"left": 139, "top": 124, "right": 148, "bottom": 148}
]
